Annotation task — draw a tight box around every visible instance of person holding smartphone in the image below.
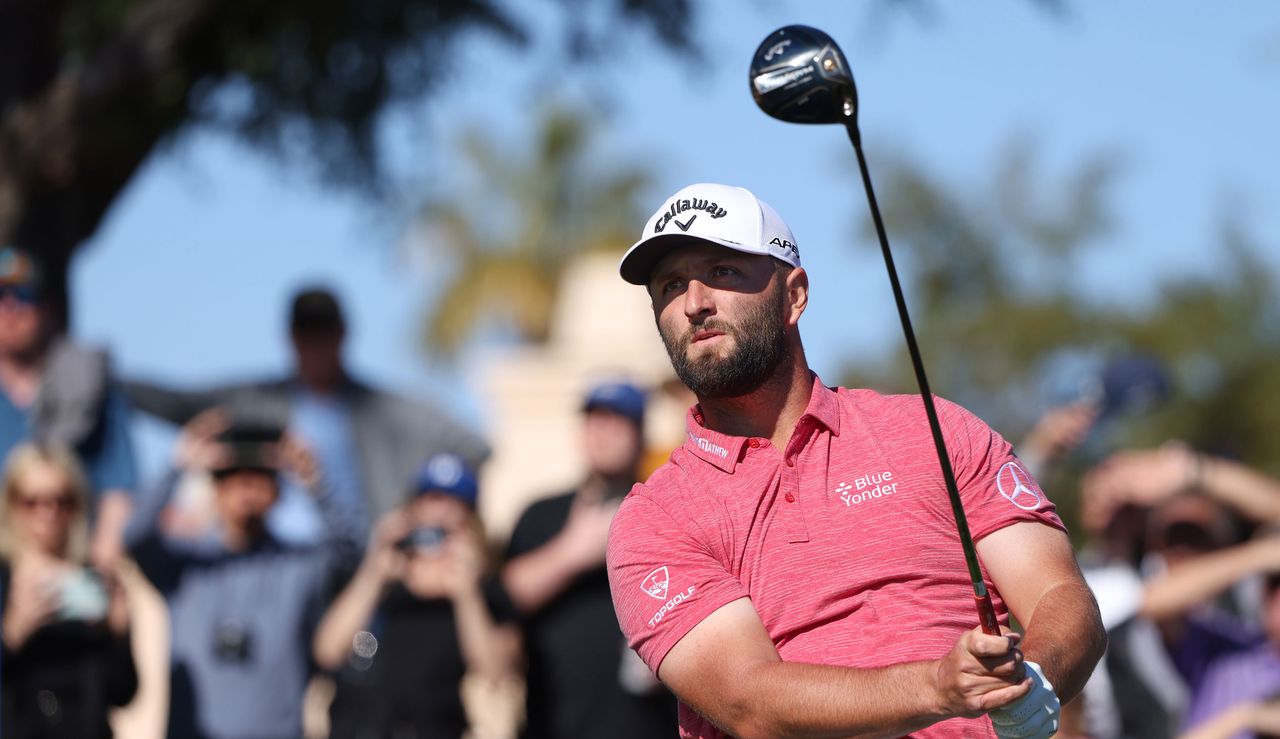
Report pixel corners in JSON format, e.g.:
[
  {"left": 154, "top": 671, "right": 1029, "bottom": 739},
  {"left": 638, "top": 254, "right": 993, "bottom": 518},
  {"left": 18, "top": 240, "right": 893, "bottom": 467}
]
[
  {"left": 125, "top": 409, "right": 360, "bottom": 739},
  {"left": 0, "top": 442, "right": 136, "bottom": 739},
  {"left": 314, "top": 453, "right": 519, "bottom": 739}
]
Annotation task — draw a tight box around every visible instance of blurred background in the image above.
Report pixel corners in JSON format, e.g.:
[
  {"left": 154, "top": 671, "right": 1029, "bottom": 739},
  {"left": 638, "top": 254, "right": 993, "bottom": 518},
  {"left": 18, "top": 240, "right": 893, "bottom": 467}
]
[
  {"left": 4, "top": 1, "right": 1280, "bottom": 737},
  {"left": 51, "top": 1, "right": 1280, "bottom": 501}
]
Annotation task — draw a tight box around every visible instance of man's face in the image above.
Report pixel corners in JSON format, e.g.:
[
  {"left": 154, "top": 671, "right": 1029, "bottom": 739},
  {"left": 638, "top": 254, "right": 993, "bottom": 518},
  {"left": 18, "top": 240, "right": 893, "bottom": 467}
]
[
  {"left": 581, "top": 408, "right": 643, "bottom": 478},
  {"left": 0, "top": 288, "right": 46, "bottom": 356},
  {"left": 291, "top": 326, "right": 345, "bottom": 387},
  {"left": 648, "top": 243, "right": 798, "bottom": 399},
  {"left": 213, "top": 470, "right": 279, "bottom": 530}
]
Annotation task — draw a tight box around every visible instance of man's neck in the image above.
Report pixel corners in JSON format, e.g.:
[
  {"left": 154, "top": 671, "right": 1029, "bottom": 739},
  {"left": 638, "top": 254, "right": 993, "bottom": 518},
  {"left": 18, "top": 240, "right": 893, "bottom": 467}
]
[
  {"left": 300, "top": 373, "right": 345, "bottom": 396},
  {"left": 695, "top": 350, "right": 814, "bottom": 452},
  {"left": 0, "top": 350, "right": 46, "bottom": 405},
  {"left": 221, "top": 521, "right": 267, "bottom": 552}
]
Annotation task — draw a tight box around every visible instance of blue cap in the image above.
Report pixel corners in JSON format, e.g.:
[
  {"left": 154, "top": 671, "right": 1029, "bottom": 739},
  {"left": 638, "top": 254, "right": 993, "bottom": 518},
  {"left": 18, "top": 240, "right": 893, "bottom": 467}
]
[
  {"left": 413, "top": 453, "right": 479, "bottom": 507},
  {"left": 583, "top": 381, "right": 646, "bottom": 426}
]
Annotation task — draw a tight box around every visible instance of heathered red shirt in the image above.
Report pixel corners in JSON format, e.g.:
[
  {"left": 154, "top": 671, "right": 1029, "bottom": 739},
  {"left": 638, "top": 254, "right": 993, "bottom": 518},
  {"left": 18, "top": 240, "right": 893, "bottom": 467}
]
[{"left": 606, "top": 375, "right": 1065, "bottom": 738}]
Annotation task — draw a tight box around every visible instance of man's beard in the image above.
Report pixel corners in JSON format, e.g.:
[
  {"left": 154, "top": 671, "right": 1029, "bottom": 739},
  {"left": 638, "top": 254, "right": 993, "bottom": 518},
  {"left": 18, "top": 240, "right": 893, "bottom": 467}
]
[{"left": 659, "top": 286, "right": 790, "bottom": 399}]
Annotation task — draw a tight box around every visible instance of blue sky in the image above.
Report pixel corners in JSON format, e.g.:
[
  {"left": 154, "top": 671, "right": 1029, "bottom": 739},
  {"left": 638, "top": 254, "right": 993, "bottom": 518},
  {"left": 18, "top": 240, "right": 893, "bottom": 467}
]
[{"left": 68, "top": 2, "right": 1280, "bottom": 475}]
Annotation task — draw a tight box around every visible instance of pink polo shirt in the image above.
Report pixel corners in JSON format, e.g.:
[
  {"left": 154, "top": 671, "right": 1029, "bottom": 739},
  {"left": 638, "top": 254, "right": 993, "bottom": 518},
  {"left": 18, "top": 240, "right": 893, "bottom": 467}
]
[{"left": 606, "top": 375, "right": 1065, "bottom": 738}]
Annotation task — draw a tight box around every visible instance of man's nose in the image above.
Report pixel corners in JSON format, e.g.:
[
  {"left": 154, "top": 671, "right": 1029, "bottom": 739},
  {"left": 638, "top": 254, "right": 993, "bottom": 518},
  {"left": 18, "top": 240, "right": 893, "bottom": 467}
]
[{"left": 683, "top": 280, "right": 715, "bottom": 319}]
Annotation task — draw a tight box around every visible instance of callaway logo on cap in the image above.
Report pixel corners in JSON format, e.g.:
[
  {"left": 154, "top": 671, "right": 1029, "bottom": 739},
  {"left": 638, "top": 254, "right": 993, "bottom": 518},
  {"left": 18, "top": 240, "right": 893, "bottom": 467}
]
[{"left": 619, "top": 183, "right": 801, "bottom": 285}]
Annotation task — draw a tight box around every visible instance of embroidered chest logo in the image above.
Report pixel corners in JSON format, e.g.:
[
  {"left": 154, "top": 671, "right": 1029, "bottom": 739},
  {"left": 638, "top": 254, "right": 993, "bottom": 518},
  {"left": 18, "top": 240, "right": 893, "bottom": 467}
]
[
  {"left": 996, "top": 461, "right": 1042, "bottom": 511},
  {"left": 837, "top": 470, "right": 899, "bottom": 507},
  {"left": 641, "top": 566, "right": 670, "bottom": 600}
]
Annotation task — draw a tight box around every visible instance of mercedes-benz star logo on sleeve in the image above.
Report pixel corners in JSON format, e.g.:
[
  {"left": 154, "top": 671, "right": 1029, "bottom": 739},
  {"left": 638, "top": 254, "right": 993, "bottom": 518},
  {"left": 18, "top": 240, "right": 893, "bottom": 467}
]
[
  {"left": 641, "top": 566, "right": 670, "bottom": 600},
  {"left": 996, "top": 461, "right": 1042, "bottom": 511}
]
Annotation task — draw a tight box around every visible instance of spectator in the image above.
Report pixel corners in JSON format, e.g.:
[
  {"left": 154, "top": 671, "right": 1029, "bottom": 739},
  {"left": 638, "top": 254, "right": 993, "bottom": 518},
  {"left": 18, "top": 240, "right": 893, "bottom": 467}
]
[
  {"left": 315, "top": 453, "right": 519, "bottom": 739},
  {"left": 1086, "top": 443, "right": 1280, "bottom": 538},
  {"left": 1141, "top": 535, "right": 1280, "bottom": 738},
  {"left": 1075, "top": 446, "right": 1280, "bottom": 738},
  {"left": 1018, "top": 400, "right": 1099, "bottom": 480},
  {"left": 125, "top": 409, "right": 358, "bottom": 739},
  {"left": 500, "top": 380, "right": 677, "bottom": 739},
  {"left": 0, "top": 245, "right": 137, "bottom": 569},
  {"left": 0, "top": 443, "right": 137, "bottom": 738},
  {"left": 125, "top": 285, "right": 489, "bottom": 544}
]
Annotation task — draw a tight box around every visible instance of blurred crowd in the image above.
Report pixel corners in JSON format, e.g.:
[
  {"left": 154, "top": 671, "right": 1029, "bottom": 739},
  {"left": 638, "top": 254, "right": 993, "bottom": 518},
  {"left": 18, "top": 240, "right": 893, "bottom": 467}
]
[{"left": 1, "top": 239, "right": 1278, "bottom": 739}]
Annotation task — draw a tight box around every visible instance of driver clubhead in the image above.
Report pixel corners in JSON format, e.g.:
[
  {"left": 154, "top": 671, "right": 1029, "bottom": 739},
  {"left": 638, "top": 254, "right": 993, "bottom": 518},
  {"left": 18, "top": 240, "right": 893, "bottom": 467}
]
[{"left": 750, "top": 25, "right": 858, "bottom": 126}]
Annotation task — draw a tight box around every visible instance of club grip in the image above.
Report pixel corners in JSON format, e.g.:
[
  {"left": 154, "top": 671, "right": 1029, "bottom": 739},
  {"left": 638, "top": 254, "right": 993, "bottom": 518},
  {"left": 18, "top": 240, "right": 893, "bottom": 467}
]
[{"left": 976, "top": 591, "right": 1000, "bottom": 635}]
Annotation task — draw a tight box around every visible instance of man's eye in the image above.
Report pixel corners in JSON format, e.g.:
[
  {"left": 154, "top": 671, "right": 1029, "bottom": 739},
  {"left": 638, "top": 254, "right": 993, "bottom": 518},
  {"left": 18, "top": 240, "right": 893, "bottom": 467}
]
[
  {"left": 661, "top": 280, "right": 684, "bottom": 295},
  {"left": 711, "top": 266, "right": 737, "bottom": 277}
]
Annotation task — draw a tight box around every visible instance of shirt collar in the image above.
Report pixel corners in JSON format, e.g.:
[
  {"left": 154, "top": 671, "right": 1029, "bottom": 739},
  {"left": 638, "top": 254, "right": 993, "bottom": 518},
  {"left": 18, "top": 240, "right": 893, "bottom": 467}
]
[
  {"left": 681, "top": 374, "right": 841, "bottom": 473},
  {"left": 684, "top": 406, "right": 746, "bottom": 473},
  {"left": 801, "top": 374, "right": 842, "bottom": 436}
]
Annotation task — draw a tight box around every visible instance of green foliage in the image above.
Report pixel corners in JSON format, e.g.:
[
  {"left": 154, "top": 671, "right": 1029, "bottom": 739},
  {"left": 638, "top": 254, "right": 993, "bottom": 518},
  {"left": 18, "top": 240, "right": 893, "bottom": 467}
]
[
  {"left": 839, "top": 139, "right": 1280, "bottom": 529},
  {"left": 419, "top": 105, "right": 650, "bottom": 355}
]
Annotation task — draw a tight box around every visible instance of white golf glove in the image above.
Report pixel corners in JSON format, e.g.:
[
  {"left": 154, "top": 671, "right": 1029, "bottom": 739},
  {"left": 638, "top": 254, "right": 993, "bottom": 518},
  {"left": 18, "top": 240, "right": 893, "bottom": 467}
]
[{"left": 989, "top": 660, "right": 1060, "bottom": 739}]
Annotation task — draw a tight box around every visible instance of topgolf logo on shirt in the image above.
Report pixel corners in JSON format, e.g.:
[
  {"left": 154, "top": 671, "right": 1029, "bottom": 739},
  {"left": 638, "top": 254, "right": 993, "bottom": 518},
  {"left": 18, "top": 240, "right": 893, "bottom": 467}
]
[
  {"left": 640, "top": 566, "right": 670, "bottom": 600},
  {"left": 996, "top": 461, "right": 1042, "bottom": 511},
  {"left": 642, "top": 566, "right": 697, "bottom": 628}
]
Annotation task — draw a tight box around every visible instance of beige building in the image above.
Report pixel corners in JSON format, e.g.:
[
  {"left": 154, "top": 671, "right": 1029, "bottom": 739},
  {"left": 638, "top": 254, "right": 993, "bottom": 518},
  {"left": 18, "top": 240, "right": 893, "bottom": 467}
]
[{"left": 477, "top": 252, "right": 685, "bottom": 542}]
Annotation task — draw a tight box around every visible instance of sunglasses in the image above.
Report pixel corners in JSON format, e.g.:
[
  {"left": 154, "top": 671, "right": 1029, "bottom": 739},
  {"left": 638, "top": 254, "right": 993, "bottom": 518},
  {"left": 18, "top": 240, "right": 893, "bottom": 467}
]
[
  {"left": 13, "top": 494, "right": 76, "bottom": 513},
  {"left": 0, "top": 285, "right": 41, "bottom": 305}
]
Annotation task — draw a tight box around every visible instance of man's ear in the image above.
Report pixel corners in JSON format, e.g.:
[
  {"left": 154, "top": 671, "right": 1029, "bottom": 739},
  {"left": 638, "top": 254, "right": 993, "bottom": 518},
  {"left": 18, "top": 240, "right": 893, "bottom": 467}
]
[{"left": 785, "top": 267, "right": 809, "bottom": 325}]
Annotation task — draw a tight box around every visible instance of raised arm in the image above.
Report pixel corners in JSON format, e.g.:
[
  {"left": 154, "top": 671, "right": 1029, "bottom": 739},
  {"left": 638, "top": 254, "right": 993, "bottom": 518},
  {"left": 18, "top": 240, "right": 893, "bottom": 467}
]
[
  {"left": 122, "top": 379, "right": 236, "bottom": 426},
  {"left": 125, "top": 409, "right": 231, "bottom": 589},
  {"left": 312, "top": 509, "right": 411, "bottom": 670},
  {"left": 657, "top": 597, "right": 1031, "bottom": 739},
  {"left": 1085, "top": 444, "right": 1280, "bottom": 528},
  {"left": 1140, "top": 535, "right": 1280, "bottom": 621},
  {"left": 501, "top": 493, "right": 617, "bottom": 615}
]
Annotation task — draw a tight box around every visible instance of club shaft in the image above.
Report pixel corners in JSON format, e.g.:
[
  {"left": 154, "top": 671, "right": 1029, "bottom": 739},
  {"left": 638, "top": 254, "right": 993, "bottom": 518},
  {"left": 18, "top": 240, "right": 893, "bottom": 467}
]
[{"left": 847, "top": 126, "right": 999, "bottom": 636}]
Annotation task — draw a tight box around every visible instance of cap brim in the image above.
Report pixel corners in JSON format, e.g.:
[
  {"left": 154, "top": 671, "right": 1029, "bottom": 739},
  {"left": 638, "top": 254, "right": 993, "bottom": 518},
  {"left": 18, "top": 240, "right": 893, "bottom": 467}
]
[{"left": 619, "top": 234, "right": 766, "bottom": 286}]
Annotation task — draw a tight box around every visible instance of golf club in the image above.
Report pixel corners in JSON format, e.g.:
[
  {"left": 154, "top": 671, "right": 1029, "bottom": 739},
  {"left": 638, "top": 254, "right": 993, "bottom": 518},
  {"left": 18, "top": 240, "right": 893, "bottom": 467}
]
[{"left": 750, "top": 24, "right": 1000, "bottom": 636}]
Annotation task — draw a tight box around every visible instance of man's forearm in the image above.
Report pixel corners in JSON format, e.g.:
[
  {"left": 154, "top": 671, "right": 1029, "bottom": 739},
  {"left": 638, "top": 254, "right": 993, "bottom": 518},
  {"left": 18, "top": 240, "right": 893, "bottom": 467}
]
[
  {"left": 1018, "top": 580, "right": 1107, "bottom": 704},
  {"left": 711, "top": 659, "right": 946, "bottom": 739}
]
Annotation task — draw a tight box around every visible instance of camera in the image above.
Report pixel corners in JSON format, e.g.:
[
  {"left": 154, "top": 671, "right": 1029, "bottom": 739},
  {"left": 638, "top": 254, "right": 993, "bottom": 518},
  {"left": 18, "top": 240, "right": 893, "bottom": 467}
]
[
  {"left": 395, "top": 526, "right": 449, "bottom": 553},
  {"left": 58, "top": 568, "right": 108, "bottom": 621},
  {"left": 212, "top": 620, "right": 254, "bottom": 663}
]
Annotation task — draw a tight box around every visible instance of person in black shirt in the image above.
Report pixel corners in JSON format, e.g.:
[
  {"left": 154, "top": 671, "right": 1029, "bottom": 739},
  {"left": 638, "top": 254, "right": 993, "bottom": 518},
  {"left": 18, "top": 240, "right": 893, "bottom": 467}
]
[
  {"left": 0, "top": 443, "right": 137, "bottom": 738},
  {"left": 315, "top": 453, "right": 518, "bottom": 738},
  {"left": 501, "top": 381, "right": 677, "bottom": 739}
]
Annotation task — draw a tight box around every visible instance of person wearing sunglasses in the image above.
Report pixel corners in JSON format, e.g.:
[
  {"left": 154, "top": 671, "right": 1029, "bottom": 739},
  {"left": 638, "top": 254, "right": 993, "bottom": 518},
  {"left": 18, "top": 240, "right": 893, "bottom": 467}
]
[
  {"left": 0, "top": 245, "right": 138, "bottom": 571},
  {"left": 0, "top": 442, "right": 137, "bottom": 738}
]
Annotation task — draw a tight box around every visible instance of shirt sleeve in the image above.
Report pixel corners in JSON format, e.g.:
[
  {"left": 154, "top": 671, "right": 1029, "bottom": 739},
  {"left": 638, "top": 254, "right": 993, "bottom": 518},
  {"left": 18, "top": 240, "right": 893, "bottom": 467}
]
[
  {"left": 606, "top": 489, "right": 747, "bottom": 675},
  {"left": 937, "top": 398, "right": 1065, "bottom": 541},
  {"left": 83, "top": 385, "right": 139, "bottom": 495}
]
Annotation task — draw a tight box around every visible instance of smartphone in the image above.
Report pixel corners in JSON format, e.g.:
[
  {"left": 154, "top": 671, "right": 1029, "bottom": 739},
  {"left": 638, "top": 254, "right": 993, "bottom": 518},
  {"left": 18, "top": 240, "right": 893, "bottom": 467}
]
[
  {"left": 59, "top": 568, "right": 109, "bottom": 621},
  {"left": 396, "top": 526, "right": 449, "bottom": 553}
]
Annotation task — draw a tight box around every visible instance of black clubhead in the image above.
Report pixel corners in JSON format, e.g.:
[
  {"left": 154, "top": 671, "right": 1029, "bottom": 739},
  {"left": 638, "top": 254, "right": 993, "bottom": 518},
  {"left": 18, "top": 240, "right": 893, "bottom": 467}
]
[{"left": 750, "top": 25, "right": 857, "bottom": 127}]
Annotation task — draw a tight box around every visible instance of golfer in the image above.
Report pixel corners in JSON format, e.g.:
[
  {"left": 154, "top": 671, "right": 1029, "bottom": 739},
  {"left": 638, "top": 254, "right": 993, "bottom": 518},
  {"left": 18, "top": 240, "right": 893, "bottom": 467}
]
[{"left": 605, "top": 183, "right": 1106, "bottom": 738}]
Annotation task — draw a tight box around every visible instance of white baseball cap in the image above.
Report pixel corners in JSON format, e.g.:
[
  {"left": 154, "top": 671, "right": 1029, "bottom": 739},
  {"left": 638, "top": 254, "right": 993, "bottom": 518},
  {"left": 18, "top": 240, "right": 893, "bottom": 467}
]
[{"left": 619, "top": 183, "right": 800, "bottom": 285}]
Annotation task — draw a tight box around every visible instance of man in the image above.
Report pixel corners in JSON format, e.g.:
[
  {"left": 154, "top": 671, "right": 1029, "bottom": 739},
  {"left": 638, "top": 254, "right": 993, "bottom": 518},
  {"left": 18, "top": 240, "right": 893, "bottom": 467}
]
[
  {"left": 126, "top": 286, "right": 489, "bottom": 542},
  {"left": 0, "top": 245, "right": 136, "bottom": 567},
  {"left": 501, "top": 381, "right": 678, "bottom": 738},
  {"left": 126, "top": 410, "right": 360, "bottom": 738},
  {"left": 605, "top": 183, "right": 1106, "bottom": 738}
]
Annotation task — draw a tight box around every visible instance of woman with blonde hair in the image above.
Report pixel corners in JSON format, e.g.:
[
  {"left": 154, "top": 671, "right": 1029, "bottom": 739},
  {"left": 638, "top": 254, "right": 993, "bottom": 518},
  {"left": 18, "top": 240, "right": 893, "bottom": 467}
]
[{"left": 0, "top": 442, "right": 136, "bottom": 738}]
